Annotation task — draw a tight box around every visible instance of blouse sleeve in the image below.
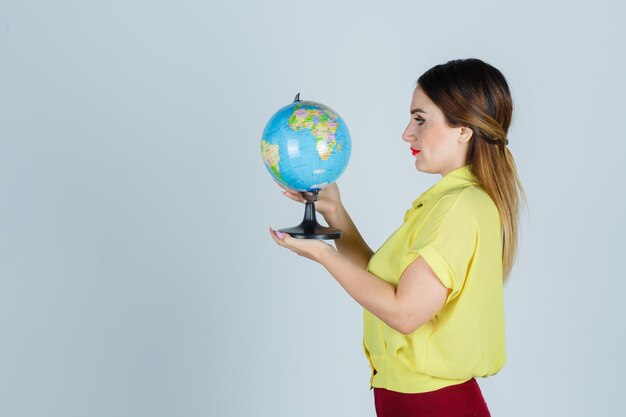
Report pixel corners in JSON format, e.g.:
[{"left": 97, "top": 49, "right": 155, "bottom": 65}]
[{"left": 401, "top": 191, "right": 479, "bottom": 307}]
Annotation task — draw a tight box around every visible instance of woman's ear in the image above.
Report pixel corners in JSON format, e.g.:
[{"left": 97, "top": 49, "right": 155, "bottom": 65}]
[{"left": 459, "top": 126, "right": 473, "bottom": 143}]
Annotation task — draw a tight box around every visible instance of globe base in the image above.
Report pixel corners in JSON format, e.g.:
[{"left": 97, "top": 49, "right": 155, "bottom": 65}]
[
  {"left": 278, "top": 222, "right": 342, "bottom": 240},
  {"left": 278, "top": 197, "right": 342, "bottom": 240}
]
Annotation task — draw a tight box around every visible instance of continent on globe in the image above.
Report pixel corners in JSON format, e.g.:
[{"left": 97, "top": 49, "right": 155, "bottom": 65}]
[
  {"left": 288, "top": 104, "right": 340, "bottom": 161},
  {"left": 261, "top": 139, "right": 284, "bottom": 183}
]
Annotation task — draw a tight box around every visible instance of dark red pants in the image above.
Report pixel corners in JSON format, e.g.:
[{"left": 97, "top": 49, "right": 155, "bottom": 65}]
[{"left": 373, "top": 378, "right": 491, "bottom": 417}]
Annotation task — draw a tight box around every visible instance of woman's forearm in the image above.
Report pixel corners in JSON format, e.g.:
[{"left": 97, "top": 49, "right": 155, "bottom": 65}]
[
  {"left": 324, "top": 204, "right": 374, "bottom": 270},
  {"left": 318, "top": 248, "right": 400, "bottom": 331}
]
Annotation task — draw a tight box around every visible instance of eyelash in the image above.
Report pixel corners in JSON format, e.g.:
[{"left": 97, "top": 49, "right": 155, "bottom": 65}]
[{"left": 413, "top": 117, "right": 425, "bottom": 125}]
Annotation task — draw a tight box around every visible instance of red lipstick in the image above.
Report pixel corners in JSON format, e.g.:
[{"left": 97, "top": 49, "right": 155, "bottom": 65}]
[{"left": 411, "top": 147, "right": 420, "bottom": 156}]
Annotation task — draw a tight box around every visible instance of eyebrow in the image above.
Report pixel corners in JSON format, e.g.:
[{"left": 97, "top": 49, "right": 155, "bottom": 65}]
[{"left": 410, "top": 108, "right": 427, "bottom": 114}]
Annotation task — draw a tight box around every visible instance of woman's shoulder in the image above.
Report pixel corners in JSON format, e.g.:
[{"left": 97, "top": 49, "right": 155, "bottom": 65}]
[
  {"left": 436, "top": 185, "right": 498, "bottom": 221},
  {"left": 460, "top": 185, "right": 497, "bottom": 208}
]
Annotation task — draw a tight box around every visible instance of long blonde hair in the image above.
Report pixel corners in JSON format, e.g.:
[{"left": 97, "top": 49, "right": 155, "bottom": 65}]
[{"left": 417, "top": 58, "right": 527, "bottom": 283}]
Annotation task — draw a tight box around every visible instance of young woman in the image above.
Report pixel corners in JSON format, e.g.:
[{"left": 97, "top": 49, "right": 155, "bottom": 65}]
[{"left": 269, "top": 58, "right": 526, "bottom": 417}]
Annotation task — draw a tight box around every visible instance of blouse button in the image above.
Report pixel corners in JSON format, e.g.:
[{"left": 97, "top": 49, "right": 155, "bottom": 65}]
[{"left": 417, "top": 203, "right": 423, "bottom": 208}]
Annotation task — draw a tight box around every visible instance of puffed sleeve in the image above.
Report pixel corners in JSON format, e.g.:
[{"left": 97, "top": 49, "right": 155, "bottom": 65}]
[{"left": 400, "top": 192, "right": 479, "bottom": 307}]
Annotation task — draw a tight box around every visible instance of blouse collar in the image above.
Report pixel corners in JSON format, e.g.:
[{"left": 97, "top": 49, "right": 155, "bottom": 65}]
[{"left": 404, "top": 164, "right": 479, "bottom": 220}]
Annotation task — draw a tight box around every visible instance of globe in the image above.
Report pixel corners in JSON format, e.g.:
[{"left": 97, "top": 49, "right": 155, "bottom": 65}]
[
  {"left": 261, "top": 93, "right": 352, "bottom": 240},
  {"left": 261, "top": 94, "right": 352, "bottom": 192}
]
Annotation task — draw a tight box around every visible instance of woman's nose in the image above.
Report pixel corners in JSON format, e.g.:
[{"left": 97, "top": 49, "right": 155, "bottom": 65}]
[{"left": 402, "top": 127, "right": 414, "bottom": 142}]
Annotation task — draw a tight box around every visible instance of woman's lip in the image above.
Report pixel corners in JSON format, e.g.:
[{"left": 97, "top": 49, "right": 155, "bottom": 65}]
[{"left": 411, "top": 148, "right": 420, "bottom": 155}]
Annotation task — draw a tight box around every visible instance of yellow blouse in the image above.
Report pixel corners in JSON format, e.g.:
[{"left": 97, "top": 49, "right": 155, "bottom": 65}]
[{"left": 362, "top": 164, "right": 506, "bottom": 393}]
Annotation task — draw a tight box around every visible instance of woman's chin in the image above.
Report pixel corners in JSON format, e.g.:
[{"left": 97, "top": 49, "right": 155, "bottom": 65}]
[{"left": 414, "top": 160, "right": 435, "bottom": 174}]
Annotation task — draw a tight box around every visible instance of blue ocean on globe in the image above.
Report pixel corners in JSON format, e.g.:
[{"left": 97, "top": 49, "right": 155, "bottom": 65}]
[{"left": 261, "top": 97, "right": 351, "bottom": 192}]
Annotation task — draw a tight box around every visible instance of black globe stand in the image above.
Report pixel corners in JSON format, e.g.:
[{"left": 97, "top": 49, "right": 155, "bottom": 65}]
[{"left": 278, "top": 190, "right": 342, "bottom": 240}]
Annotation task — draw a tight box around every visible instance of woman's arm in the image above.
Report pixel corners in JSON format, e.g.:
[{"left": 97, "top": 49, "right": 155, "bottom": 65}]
[
  {"left": 269, "top": 228, "right": 448, "bottom": 334},
  {"left": 324, "top": 203, "right": 374, "bottom": 270},
  {"left": 319, "top": 249, "right": 448, "bottom": 335}
]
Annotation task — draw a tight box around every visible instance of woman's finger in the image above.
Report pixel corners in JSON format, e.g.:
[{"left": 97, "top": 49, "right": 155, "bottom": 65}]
[
  {"left": 269, "top": 227, "right": 290, "bottom": 246},
  {"left": 272, "top": 178, "right": 318, "bottom": 203},
  {"left": 273, "top": 179, "right": 306, "bottom": 198},
  {"left": 282, "top": 190, "right": 305, "bottom": 203}
]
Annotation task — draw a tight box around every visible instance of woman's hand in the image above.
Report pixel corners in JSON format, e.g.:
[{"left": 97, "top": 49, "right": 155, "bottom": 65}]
[
  {"left": 273, "top": 179, "right": 343, "bottom": 219},
  {"left": 268, "top": 227, "right": 336, "bottom": 263}
]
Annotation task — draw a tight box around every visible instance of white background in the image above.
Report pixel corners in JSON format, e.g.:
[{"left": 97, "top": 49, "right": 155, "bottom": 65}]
[{"left": 1, "top": 1, "right": 624, "bottom": 416}]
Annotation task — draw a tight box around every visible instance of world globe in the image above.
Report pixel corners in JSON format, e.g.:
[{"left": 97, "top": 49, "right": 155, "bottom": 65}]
[
  {"left": 261, "top": 93, "right": 352, "bottom": 240},
  {"left": 261, "top": 94, "right": 351, "bottom": 192}
]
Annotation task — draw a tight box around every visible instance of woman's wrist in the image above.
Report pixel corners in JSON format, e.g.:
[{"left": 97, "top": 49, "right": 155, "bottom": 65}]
[
  {"left": 317, "top": 243, "right": 340, "bottom": 265},
  {"left": 321, "top": 202, "right": 345, "bottom": 226}
]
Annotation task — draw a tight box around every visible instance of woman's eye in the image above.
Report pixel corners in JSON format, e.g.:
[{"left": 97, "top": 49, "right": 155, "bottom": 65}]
[{"left": 413, "top": 117, "right": 425, "bottom": 125}]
